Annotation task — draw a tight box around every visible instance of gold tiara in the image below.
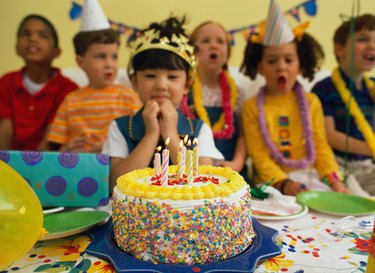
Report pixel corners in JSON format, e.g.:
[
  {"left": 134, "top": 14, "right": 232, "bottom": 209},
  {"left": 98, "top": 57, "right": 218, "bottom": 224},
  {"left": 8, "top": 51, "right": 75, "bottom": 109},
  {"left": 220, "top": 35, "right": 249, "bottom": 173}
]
[{"left": 127, "top": 29, "right": 197, "bottom": 75}]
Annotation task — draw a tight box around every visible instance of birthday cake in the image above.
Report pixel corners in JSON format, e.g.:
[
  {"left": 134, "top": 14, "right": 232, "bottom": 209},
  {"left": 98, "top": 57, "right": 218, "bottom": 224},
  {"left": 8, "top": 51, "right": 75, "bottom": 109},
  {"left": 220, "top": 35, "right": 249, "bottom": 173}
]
[{"left": 112, "top": 165, "right": 255, "bottom": 265}]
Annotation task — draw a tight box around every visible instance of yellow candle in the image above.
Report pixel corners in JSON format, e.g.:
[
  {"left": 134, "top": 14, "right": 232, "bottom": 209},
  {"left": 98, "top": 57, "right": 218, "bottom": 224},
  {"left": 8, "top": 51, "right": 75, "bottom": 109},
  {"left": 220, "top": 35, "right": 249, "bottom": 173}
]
[
  {"left": 186, "top": 139, "right": 193, "bottom": 184},
  {"left": 177, "top": 140, "right": 185, "bottom": 178},
  {"left": 193, "top": 138, "right": 199, "bottom": 177}
]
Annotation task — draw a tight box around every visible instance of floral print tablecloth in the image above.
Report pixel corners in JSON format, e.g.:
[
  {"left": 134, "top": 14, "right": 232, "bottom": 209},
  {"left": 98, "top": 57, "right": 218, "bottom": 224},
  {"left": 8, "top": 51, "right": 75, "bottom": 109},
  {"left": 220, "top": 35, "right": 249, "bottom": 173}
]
[{"left": 1, "top": 212, "right": 372, "bottom": 273}]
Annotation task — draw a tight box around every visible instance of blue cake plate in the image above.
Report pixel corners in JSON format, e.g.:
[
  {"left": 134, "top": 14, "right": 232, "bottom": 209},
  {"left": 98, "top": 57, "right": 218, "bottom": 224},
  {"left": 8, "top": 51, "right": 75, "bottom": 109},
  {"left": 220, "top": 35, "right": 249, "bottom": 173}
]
[{"left": 86, "top": 217, "right": 281, "bottom": 273}]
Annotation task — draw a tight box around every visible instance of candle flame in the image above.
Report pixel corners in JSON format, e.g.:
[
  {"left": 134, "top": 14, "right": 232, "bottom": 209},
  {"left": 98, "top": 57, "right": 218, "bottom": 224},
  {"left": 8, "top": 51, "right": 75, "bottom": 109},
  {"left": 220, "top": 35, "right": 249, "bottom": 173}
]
[
  {"left": 193, "top": 138, "right": 198, "bottom": 145},
  {"left": 156, "top": 146, "right": 162, "bottom": 152},
  {"left": 187, "top": 139, "right": 191, "bottom": 147},
  {"left": 184, "top": 135, "right": 189, "bottom": 144},
  {"left": 165, "top": 137, "right": 170, "bottom": 146},
  {"left": 179, "top": 139, "right": 184, "bottom": 147}
]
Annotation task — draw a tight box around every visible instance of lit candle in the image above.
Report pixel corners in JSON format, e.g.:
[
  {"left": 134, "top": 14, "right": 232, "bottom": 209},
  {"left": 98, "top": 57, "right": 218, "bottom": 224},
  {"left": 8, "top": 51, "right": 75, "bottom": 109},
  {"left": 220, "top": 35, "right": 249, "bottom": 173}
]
[
  {"left": 154, "top": 146, "right": 162, "bottom": 177},
  {"left": 161, "top": 137, "right": 170, "bottom": 186},
  {"left": 186, "top": 139, "right": 193, "bottom": 185},
  {"left": 193, "top": 138, "right": 199, "bottom": 177},
  {"left": 177, "top": 140, "right": 185, "bottom": 178}
]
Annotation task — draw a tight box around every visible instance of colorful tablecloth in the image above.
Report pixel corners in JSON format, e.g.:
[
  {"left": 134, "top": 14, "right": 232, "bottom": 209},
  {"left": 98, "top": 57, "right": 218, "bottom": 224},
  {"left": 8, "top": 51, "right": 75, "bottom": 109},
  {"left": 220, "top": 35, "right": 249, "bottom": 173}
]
[{"left": 1, "top": 212, "right": 373, "bottom": 273}]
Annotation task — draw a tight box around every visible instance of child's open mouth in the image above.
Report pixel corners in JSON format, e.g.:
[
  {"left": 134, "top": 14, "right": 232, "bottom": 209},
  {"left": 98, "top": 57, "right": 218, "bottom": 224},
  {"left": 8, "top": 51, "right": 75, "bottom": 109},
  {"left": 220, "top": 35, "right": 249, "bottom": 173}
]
[
  {"left": 277, "top": 76, "right": 287, "bottom": 89},
  {"left": 209, "top": 53, "right": 218, "bottom": 60},
  {"left": 364, "top": 53, "right": 375, "bottom": 62}
]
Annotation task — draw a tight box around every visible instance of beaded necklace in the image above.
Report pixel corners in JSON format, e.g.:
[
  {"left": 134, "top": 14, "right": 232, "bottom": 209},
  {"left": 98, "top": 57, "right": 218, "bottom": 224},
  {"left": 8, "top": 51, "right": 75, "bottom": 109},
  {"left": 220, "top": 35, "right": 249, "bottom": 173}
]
[
  {"left": 182, "top": 71, "right": 237, "bottom": 139},
  {"left": 331, "top": 67, "right": 375, "bottom": 159},
  {"left": 257, "top": 83, "right": 316, "bottom": 169}
]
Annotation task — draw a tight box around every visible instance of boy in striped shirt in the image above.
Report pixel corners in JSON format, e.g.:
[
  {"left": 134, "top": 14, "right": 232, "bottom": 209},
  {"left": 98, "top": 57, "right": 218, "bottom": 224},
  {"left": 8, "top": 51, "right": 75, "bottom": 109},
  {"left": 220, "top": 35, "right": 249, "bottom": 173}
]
[{"left": 47, "top": 0, "right": 141, "bottom": 152}]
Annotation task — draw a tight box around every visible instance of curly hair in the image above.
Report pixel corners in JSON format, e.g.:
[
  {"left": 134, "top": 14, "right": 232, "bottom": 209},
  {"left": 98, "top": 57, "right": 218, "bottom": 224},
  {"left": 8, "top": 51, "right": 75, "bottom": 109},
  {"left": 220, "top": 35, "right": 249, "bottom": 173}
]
[
  {"left": 73, "top": 29, "right": 119, "bottom": 56},
  {"left": 240, "top": 33, "right": 324, "bottom": 82}
]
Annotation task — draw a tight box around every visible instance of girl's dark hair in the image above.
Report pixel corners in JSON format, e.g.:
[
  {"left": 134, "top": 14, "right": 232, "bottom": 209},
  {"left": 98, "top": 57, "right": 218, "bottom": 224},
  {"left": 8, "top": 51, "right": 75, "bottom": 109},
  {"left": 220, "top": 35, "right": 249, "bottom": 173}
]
[
  {"left": 132, "top": 49, "right": 190, "bottom": 74},
  {"left": 240, "top": 32, "right": 324, "bottom": 82},
  {"left": 73, "top": 29, "right": 119, "bottom": 56},
  {"left": 17, "top": 14, "right": 59, "bottom": 48},
  {"left": 129, "top": 16, "right": 192, "bottom": 75}
]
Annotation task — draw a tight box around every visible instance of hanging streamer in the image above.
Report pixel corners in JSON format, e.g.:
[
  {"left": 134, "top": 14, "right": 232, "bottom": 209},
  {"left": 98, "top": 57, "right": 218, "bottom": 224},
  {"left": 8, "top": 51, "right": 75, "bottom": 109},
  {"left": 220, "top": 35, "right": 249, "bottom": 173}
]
[{"left": 69, "top": 0, "right": 318, "bottom": 46}]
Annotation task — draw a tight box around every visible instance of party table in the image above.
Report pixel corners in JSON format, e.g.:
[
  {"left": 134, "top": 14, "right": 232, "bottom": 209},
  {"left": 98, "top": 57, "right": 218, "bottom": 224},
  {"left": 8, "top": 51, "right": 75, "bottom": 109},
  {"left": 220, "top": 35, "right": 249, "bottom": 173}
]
[{"left": 1, "top": 208, "right": 372, "bottom": 273}]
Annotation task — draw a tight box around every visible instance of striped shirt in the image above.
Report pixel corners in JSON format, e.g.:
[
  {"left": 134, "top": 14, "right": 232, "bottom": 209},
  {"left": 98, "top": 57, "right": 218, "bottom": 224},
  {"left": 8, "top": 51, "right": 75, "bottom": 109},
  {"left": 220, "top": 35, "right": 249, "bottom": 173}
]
[
  {"left": 312, "top": 69, "right": 375, "bottom": 160},
  {"left": 48, "top": 85, "right": 142, "bottom": 147}
]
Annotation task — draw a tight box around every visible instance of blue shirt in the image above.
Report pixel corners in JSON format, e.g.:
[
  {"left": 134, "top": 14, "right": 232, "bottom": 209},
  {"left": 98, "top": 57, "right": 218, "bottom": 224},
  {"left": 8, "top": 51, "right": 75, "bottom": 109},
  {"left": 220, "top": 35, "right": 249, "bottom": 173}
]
[{"left": 311, "top": 69, "right": 375, "bottom": 160}]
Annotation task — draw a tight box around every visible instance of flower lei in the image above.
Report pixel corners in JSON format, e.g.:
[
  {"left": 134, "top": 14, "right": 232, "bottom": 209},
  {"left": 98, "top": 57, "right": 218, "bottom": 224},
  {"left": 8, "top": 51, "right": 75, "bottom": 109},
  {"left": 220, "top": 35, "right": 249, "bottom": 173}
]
[
  {"left": 257, "top": 83, "right": 316, "bottom": 169},
  {"left": 331, "top": 67, "right": 375, "bottom": 159},
  {"left": 182, "top": 71, "right": 237, "bottom": 139}
]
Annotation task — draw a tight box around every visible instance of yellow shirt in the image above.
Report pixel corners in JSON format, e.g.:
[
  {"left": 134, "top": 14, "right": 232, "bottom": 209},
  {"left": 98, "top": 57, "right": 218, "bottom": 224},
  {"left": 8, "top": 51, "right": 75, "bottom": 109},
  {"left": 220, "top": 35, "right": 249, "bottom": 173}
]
[
  {"left": 48, "top": 85, "right": 142, "bottom": 147},
  {"left": 242, "top": 91, "right": 338, "bottom": 184}
]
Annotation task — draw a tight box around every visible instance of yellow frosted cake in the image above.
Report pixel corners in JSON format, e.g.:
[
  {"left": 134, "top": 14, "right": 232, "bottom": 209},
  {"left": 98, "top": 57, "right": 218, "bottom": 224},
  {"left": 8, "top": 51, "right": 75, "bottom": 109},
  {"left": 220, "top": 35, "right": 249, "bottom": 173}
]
[{"left": 112, "top": 165, "right": 255, "bottom": 265}]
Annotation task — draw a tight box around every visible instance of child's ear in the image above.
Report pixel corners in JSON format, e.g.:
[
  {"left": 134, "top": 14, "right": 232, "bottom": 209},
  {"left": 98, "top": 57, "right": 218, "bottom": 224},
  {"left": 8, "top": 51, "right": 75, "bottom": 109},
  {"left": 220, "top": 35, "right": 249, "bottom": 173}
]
[
  {"left": 334, "top": 43, "right": 344, "bottom": 60},
  {"left": 76, "top": 55, "right": 84, "bottom": 68},
  {"left": 53, "top": 47, "right": 61, "bottom": 59},
  {"left": 257, "top": 63, "right": 264, "bottom": 76},
  {"left": 185, "top": 74, "right": 194, "bottom": 89},
  {"left": 129, "top": 74, "right": 137, "bottom": 89}
]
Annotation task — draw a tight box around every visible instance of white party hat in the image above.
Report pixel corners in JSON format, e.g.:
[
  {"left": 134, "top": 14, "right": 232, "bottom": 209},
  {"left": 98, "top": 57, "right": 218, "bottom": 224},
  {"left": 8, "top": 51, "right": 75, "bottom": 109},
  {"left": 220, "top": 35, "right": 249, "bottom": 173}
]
[
  {"left": 262, "top": 0, "right": 295, "bottom": 45},
  {"left": 80, "top": 0, "right": 111, "bottom": 32}
]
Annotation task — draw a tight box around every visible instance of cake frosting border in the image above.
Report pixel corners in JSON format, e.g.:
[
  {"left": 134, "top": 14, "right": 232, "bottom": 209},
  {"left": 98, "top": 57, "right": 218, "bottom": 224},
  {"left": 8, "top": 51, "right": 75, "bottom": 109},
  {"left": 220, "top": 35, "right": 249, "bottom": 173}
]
[{"left": 116, "top": 165, "right": 246, "bottom": 200}]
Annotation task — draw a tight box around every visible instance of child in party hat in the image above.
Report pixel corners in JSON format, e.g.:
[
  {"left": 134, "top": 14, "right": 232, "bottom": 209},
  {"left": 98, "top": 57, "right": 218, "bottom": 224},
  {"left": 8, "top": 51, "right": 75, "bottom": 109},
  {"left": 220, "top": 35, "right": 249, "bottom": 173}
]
[
  {"left": 47, "top": 0, "right": 141, "bottom": 152},
  {"left": 241, "top": 0, "right": 349, "bottom": 196},
  {"left": 180, "top": 21, "right": 250, "bottom": 184},
  {"left": 312, "top": 14, "right": 375, "bottom": 196},
  {"left": 102, "top": 16, "right": 223, "bottom": 188},
  {"left": 0, "top": 14, "right": 78, "bottom": 151}
]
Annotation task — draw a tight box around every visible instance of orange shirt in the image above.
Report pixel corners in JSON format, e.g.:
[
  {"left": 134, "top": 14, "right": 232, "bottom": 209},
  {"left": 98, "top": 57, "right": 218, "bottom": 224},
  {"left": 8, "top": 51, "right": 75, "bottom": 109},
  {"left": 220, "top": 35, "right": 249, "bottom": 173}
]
[{"left": 48, "top": 85, "right": 142, "bottom": 147}]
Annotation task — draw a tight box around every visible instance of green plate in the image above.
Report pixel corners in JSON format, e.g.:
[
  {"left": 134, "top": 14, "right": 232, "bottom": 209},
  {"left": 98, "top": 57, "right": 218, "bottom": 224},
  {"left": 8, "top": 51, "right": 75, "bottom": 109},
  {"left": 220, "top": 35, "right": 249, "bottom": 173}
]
[
  {"left": 41, "top": 211, "right": 110, "bottom": 240},
  {"left": 297, "top": 191, "right": 375, "bottom": 216}
]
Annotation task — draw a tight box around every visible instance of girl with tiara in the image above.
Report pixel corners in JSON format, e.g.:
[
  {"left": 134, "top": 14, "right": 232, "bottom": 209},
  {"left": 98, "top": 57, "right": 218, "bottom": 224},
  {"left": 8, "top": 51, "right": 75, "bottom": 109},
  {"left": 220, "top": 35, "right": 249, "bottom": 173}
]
[
  {"left": 241, "top": 0, "right": 349, "bottom": 196},
  {"left": 102, "top": 16, "right": 223, "bottom": 189},
  {"left": 181, "top": 21, "right": 250, "bottom": 184}
]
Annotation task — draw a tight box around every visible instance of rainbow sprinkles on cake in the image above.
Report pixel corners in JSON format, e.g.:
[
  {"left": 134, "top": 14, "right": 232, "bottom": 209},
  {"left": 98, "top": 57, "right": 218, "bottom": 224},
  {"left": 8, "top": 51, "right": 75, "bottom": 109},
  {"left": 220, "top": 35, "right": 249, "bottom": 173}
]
[{"left": 112, "top": 137, "right": 255, "bottom": 265}]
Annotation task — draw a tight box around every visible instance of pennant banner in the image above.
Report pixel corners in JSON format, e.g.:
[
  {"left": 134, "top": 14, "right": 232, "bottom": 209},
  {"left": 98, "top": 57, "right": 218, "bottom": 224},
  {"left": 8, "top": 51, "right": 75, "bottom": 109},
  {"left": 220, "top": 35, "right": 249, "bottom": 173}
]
[{"left": 69, "top": 0, "right": 317, "bottom": 45}]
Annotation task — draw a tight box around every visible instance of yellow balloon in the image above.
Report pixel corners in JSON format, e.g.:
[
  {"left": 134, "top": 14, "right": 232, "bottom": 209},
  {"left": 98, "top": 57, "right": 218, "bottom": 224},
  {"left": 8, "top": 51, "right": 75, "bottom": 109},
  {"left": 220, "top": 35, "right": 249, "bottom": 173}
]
[{"left": 0, "top": 160, "right": 43, "bottom": 270}]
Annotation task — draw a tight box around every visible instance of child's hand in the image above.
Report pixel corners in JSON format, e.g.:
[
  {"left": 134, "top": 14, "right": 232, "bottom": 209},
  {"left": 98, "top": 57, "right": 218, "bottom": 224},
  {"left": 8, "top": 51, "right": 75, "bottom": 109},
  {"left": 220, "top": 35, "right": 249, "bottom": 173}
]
[
  {"left": 142, "top": 100, "right": 161, "bottom": 137},
  {"left": 158, "top": 100, "right": 179, "bottom": 140},
  {"left": 331, "top": 180, "right": 350, "bottom": 194},
  {"left": 275, "top": 179, "right": 309, "bottom": 196},
  {"left": 83, "top": 133, "right": 104, "bottom": 153},
  {"left": 62, "top": 136, "right": 85, "bottom": 152},
  {"left": 219, "top": 160, "right": 242, "bottom": 172}
]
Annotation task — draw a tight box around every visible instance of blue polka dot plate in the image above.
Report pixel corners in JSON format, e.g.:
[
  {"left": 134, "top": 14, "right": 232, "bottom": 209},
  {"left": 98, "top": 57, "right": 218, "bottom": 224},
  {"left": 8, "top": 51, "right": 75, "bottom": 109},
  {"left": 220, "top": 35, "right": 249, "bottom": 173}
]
[
  {"left": 40, "top": 211, "right": 110, "bottom": 241},
  {"left": 86, "top": 217, "right": 281, "bottom": 273}
]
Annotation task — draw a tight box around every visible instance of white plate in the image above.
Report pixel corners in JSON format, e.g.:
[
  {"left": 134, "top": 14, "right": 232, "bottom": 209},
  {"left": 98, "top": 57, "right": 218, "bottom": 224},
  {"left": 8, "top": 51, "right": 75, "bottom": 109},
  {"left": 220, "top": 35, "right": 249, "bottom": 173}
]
[{"left": 253, "top": 204, "right": 309, "bottom": 220}]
